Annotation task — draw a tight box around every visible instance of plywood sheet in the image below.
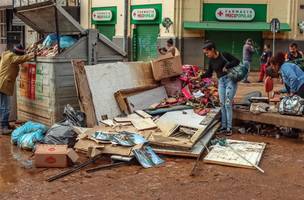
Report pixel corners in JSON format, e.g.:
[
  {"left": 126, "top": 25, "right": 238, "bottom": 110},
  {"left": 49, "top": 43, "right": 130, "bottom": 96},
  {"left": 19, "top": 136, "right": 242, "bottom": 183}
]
[
  {"left": 85, "top": 62, "right": 156, "bottom": 121},
  {"left": 126, "top": 86, "right": 168, "bottom": 112},
  {"left": 131, "top": 118, "right": 157, "bottom": 131},
  {"left": 204, "top": 139, "right": 266, "bottom": 169}
]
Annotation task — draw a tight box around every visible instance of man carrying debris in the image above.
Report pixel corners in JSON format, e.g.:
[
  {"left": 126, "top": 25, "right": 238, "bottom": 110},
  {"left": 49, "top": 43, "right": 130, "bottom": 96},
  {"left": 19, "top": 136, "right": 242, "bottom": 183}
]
[
  {"left": 158, "top": 38, "right": 180, "bottom": 57},
  {"left": 0, "top": 44, "right": 34, "bottom": 134}
]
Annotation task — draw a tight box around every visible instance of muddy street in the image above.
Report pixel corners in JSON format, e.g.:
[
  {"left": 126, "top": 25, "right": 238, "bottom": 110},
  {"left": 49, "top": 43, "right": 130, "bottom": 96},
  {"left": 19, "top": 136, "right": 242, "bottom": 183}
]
[{"left": 0, "top": 134, "right": 304, "bottom": 200}]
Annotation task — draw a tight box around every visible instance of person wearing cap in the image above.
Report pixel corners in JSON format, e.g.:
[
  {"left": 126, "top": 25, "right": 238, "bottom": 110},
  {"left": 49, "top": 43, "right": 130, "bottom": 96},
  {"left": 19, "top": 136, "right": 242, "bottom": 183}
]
[
  {"left": 201, "top": 40, "right": 240, "bottom": 136},
  {"left": 158, "top": 38, "right": 180, "bottom": 57},
  {"left": 0, "top": 44, "right": 34, "bottom": 134},
  {"left": 242, "top": 38, "right": 255, "bottom": 83}
]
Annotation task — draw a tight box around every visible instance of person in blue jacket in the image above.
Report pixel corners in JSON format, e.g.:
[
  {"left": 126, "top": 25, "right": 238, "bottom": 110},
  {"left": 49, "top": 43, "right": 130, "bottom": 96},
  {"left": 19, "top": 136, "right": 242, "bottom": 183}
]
[{"left": 270, "top": 52, "right": 304, "bottom": 98}]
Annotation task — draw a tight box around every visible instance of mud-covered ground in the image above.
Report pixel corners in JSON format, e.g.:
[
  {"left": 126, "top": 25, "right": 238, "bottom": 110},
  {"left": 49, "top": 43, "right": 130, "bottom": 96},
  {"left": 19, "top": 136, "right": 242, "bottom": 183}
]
[
  {"left": 1, "top": 74, "right": 303, "bottom": 200},
  {"left": 1, "top": 133, "right": 304, "bottom": 200}
]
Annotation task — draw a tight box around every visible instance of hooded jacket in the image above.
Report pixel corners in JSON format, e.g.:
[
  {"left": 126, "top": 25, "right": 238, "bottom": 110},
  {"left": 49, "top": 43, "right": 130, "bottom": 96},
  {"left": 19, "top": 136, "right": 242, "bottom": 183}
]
[{"left": 0, "top": 51, "right": 33, "bottom": 96}]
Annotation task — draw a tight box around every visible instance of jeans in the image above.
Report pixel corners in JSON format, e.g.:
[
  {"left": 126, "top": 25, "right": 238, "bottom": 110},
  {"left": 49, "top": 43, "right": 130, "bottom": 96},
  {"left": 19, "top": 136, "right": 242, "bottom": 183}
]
[
  {"left": 218, "top": 75, "right": 237, "bottom": 130},
  {"left": 243, "top": 60, "right": 251, "bottom": 81},
  {"left": 0, "top": 92, "right": 10, "bottom": 129}
]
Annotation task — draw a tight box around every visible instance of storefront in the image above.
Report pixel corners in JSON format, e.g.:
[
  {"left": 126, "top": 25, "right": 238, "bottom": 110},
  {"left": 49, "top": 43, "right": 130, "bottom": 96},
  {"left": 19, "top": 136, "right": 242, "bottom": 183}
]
[
  {"left": 0, "top": 0, "right": 27, "bottom": 53},
  {"left": 91, "top": 6, "right": 117, "bottom": 40},
  {"left": 131, "top": 4, "right": 162, "bottom": 61},
  {"left": 184, "top": 3, "right": 291, "bottom": 69}
]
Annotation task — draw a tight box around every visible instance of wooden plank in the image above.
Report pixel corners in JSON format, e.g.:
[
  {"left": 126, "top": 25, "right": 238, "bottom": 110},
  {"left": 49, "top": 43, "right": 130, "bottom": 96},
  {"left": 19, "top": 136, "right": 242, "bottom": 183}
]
[
  {"left": 72, "top": 60, "right": 97, "bottom": 127},
  {"left": 203, "top": 139, "right": 266, "bottom": 169},
  {"left": 131, "top": 118, "right": 157, "bottom": 131},
  {"left": 135, "top": 110, "right": 152, "bottom": 118},
  {"left": 126, "top": 86, "right": 168, "bottom": 112},
  {"left": 114, "top": 85, "right": 159, "bottom": 114},
  {"left": 233, "top": 109, "right": 304, "bottom": 129}
]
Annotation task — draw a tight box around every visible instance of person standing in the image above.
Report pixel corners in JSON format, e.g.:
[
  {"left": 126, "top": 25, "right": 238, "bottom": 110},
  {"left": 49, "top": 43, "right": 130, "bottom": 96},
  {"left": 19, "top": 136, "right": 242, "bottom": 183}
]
[
  {"left": 242, "top": 38, "right": 255, "bottom": 83},
  {"left": 201, "top": 40, "right": 240, "bottom": 136},
  {"left": 286, "top": 43, "right": 303, "bottom": 61},
  {"left": 258, "top": 44, "right": 272, "bottom": 82},
  {"left": 0, "top": 44, "right": 34, "bottom": 134},
  {"left": 271, "top": 52, "right": 304, "bottom": 98},
  {"left": 158, "top": 38, "right": 180, "bottom": 57}
]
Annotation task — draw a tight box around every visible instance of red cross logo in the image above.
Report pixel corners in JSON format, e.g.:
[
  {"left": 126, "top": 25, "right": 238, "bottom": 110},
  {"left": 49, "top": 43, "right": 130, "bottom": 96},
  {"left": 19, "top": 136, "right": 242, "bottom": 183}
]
[{"left": 217, "top": 11, "right": 223, "bottom": 16}]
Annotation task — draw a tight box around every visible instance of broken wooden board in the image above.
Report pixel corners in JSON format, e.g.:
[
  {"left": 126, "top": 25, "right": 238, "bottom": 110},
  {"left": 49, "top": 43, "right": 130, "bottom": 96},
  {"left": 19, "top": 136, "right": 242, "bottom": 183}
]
[
  {"left": 131, "top": 118, "right": 157, "bottom": 131},
  {"left": 75, "top": 125, "right": 150, "bottom": 157},
  {"left": 126, "top": 86, "right": 168, "bottom": 112},
  {"left": 149, "top": 109, "right": 220, "bottom": 150},
  {"left": 115, "top": 85, "right": 159, "bottom": 114},
  {"left": 153, "top": 123, "right": 220, "bottom": 157},
  {"left": 84, "top": 62, "right": 156, "bottom": 121},
  {"left": 114, "top": 113, "right": 142, "bottom": 123},
  {"left": 135, "top": 110, "right": 152, "bottom": 118},
  {"left": 72, "top": 60, "right": 97, "bottom": 127},
  {"left": 203, "top": 139, "right": 266, "bottom": 169}
]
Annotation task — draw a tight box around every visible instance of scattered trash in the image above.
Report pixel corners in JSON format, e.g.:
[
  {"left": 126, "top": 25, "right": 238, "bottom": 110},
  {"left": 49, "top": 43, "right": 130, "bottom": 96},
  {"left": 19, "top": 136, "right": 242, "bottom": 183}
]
[
  {"left": 133, "top": 145, "right": 165, "bottom": 168},
  {"left": 11, "top": 121, "right": 47, "bottom": 150},
  {"left": 43, "top": 124, "right": 77, "bottom": 148}
]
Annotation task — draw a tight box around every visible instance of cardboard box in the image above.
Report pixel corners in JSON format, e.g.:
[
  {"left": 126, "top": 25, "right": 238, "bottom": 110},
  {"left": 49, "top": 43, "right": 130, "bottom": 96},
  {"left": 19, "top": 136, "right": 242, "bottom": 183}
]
[
  {"left": 151, "top": 55, "right": 182, "bottom": 81},
  {"left": 34, "top": 144, "right": 68, "bottom": 168}
]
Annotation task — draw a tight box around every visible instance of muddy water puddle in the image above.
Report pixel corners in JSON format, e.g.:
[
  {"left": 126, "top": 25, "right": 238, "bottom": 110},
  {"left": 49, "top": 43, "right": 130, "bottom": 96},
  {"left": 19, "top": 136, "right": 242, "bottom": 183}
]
[{"left": 0, "top": 136, "right": 33, "bottom": 192}]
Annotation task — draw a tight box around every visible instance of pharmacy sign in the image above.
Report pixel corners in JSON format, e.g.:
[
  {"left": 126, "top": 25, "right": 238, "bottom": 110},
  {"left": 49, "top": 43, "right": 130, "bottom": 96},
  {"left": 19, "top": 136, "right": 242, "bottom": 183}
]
[
  {"left": 132, "top": 8, "right": 157, "bottom": 21},
  {"left": 215, "top": 8, "right": 255, "bottom": 21},
  {"left": 92, "top": 10, "right": 113, "bottom": 21}
]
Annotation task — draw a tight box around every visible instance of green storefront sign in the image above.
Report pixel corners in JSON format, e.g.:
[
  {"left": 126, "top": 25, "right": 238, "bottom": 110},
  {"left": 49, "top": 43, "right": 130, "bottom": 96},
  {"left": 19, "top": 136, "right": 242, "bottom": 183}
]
[
  {"left": 92, "top": 7, "right": 117, "bottom": 40},
  {"left": 131, "top": 4, "right": 162, "bottom": 25},
  {"left": 203, "top": 4, "right": 267, "bottom": 69},
  {"left": 131, "top": 4, "right": 162, "bottom": 61},
  {"left": 203, "top": 4, "right": 267, "bottom": 22}
]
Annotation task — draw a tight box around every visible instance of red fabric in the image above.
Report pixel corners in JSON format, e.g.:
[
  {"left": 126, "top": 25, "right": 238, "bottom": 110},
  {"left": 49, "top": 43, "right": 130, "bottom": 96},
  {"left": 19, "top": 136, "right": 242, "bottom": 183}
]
[
  {"left": 259, "top": 64, "right": 267, "bottom": 81},
  {"left": 264, "top": 76, "right": 274, "bottom": 93}
]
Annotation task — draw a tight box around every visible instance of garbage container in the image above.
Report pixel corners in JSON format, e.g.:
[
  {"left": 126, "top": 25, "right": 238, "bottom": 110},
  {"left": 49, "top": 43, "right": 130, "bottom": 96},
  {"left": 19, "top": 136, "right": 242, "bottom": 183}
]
[{"left": 14, "top": 0, "right": 126, "bottom": 126}]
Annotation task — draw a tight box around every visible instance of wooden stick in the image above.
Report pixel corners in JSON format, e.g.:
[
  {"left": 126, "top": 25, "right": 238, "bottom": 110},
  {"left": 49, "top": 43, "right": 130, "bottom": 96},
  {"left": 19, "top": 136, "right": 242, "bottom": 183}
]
[{"left": 227, "top": 144, "right": 265, "bottom": 173}]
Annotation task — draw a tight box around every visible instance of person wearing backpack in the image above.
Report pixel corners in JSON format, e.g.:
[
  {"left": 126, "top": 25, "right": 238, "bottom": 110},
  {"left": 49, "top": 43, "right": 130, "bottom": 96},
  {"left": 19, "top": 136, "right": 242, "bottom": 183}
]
[
  {"left": 271, "top": 52, "right": 304, "bottom": 98},
  {"left": 201, "top": 40, "right": 240, "bottom": 136}
]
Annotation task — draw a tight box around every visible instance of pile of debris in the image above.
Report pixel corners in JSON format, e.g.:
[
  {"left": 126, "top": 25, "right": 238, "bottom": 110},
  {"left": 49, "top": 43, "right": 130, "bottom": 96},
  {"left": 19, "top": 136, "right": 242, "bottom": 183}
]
[{"left": 26, "top": 33, "right": 78, "bottom": 57}]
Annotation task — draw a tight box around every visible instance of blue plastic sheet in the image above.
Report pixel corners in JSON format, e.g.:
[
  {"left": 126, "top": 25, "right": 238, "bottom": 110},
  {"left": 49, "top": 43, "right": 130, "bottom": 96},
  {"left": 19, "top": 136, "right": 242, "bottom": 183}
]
[
  {"left": 11, "top": 121, "right": 47, "bottom": 150},
  {"left": 42, "top": 33, "right": 77, "bottom": 49}
]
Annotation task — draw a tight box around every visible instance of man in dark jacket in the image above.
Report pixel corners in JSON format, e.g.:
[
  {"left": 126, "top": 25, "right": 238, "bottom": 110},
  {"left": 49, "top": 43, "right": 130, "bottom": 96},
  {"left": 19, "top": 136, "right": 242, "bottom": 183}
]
[
  {"left": 0, "top": 44, "right": 34, "bottom": 134},
  {"left": 242, "top": 38, "right": 255, "bottom": 83}
]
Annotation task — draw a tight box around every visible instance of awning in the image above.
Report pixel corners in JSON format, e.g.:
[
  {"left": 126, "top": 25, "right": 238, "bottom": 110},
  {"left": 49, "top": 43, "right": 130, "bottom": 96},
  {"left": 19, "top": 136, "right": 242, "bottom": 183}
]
[{"left": 184, "top": 21, "right": 291, "bottom": 32}]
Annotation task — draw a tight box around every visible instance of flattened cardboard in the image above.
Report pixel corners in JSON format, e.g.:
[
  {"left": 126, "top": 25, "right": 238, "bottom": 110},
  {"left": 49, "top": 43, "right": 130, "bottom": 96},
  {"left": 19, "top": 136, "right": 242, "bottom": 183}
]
[{"left": 67, "top": 148, "right": 79, "bottom": 163}]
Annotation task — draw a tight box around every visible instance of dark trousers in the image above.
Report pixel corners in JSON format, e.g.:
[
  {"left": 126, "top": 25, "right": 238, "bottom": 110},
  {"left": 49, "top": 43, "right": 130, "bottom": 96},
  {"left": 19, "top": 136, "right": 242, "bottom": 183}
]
[
  {"left": 0, "top": 92, "right": 10, "bottom": 129},
  {"left": 297, "top": 84, "right": 304, "bottom": 98}
]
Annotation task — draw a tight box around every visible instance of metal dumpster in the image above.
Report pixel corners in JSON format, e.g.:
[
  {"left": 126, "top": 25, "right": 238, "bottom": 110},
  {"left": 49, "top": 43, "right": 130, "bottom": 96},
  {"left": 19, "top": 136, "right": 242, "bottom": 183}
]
[{"left": 13, "top": 0, "right": 127, "bottom": 126}]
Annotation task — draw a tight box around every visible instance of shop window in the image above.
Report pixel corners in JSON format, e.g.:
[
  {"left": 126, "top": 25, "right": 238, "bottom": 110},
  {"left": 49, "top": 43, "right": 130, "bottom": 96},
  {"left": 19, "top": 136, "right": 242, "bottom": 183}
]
[{"left": 0, "top": 10, "right": 7, "bottom": 44}]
